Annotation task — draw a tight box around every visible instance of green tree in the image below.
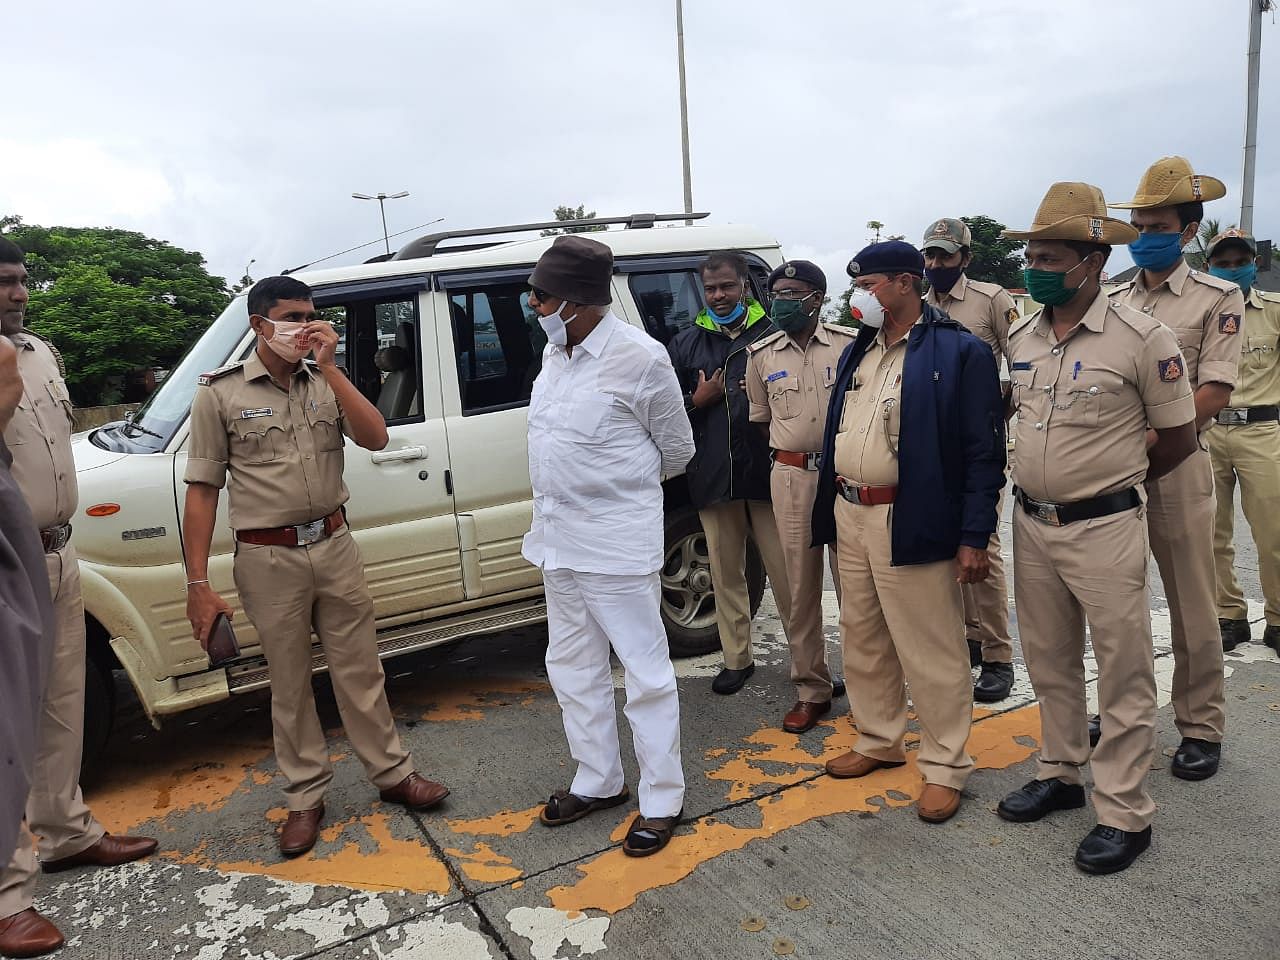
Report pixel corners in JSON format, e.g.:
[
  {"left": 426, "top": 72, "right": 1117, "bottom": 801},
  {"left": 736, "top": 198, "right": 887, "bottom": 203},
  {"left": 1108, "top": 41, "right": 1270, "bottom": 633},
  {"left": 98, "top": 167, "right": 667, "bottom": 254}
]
[
  {"left": 959, "top": 215, "right": 1025, "bottom": 289},
  {"left": 2, "top": 219, "right": 229, "bottom": 405},
  {"left": 1185, "top": 217, "right": 1223, "bottom": 270},
  {"left": 541, "top": 204, "right": 608, "bottom": 237}
]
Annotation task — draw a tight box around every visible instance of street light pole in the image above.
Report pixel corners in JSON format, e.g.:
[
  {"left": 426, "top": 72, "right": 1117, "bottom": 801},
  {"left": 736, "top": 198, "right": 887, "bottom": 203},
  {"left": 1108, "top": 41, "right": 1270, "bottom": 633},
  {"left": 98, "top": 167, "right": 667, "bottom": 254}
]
[
  {"left": 676, "top": 0, "right": 694, "bottom": 224},
  {"left": 1240, "top": 0, "right": 1271, "bottom": 233},
  {"left": 352, "top": 191, "right": 410, "bottom": 255}
]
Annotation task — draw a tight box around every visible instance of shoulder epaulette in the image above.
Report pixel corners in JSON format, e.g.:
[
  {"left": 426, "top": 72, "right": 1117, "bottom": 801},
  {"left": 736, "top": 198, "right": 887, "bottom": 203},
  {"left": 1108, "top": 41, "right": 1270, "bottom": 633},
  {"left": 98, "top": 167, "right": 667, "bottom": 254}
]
[
  {"left": 821, "top": 321, "right": 856, "bottom": 337},
  {"left": 1256, "top": 290, "right": 1280, "bottom": 304},
  {"left": 1186, "top": 269, "right": 1238, "bottom": 295},
  {"left": 749, "top": 329, "right": 785, "bottom": 353},
  {"left": 20, "top": 327, "right": 66, "bottom": 378},
  {"left": 964, "top": 279, "right": 1002, "bottom": 299},
  {"left": 1008, "top": 310, "right": 1040, "bottom": 340},
  {"left": 1106, "top": 299, "right": 1165, "bottom": 338},
  {"left": 196, "top": 361, "right": 244, "bottom": 386}
]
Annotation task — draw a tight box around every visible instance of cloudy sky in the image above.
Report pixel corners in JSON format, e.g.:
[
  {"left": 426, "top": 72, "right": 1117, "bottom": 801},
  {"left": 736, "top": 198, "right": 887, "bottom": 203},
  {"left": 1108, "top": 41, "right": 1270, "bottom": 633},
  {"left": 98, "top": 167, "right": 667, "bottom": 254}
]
[{"left": 7, "top": 0, "right": 1277, "bottom": 291}]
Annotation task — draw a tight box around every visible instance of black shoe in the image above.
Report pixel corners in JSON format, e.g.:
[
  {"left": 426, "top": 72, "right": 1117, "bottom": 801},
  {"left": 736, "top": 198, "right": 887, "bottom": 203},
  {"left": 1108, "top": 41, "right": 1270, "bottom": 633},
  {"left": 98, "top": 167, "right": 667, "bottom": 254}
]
[
  {"left": 1074, "top": 824, "right": 1152, "bottom": 875},
  {"left": 832, "top": 676, "right": 846, "bottom": 699},
  {"left": 1171, "top": 737, "right": 1221, "bottom": 781},
  {"left": 997, "top": 778, "right": 1087, "bottom": 823},
  {"left": 712, "top": 663, "right": 754, "bottom": 695},
  {"left": 1219, "top": 617, "right": 1251, "bottom": 652},
  {"left": 1087, "top": 715, "right": 1101, "bottom": 749},
  {"left": 967, "top": 638, "right": 983, "bottom": 668},
  {"left": 974, "top": 662, "right": 1014, "bottom": 703},
  {"left": 1265, "top": 625, "right": 1280, "bottom": 655}
]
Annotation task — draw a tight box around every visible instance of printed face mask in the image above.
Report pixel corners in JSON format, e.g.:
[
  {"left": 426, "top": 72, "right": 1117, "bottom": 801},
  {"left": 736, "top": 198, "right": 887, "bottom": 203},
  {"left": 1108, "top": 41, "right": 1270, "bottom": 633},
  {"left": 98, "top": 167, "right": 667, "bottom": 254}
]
[
  {"left": 848, "top": 284, "right": 888, "bottom": 329},
  {"left": 264, "top": 320, "right": 310, "bottom": 363}
]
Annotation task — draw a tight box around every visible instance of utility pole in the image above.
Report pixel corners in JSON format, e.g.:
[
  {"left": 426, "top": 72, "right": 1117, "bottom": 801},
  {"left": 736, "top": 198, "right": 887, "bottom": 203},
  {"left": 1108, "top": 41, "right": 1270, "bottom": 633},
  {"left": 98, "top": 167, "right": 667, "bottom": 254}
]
[
  {"left": 1241, "top": 0, "right": 1271, "bottom": 233},
  {"left": 352, "top": 191, "right": 410, "bottom": 255},
  {"left": 676, "top": 0, "right": 694, "bottom": 224}
]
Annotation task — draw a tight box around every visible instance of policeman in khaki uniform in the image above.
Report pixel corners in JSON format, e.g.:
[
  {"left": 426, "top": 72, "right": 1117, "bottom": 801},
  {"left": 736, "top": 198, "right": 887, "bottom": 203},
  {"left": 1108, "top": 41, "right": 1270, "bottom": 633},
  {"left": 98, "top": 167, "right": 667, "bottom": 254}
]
[
  {"left": 0, "top": 237, "right": 157, "bottom": 960},
  {"left": 1107, "top": 157, "right": 1244, "bottom": 781},
  {"left": 921, "top": 217, "right": 1019, "bottom": 702},
  {"left": 995, "top": 183, "right": 1198, "bottom": 875},
  {"left": 183, "top": 276, "right": 448, "bottom": 859},
  {"left": 1202, "top": 229, "right": 1280, "bottom": 655},
  {"left": 745, "top": 260, "right": 853, "bottom": 732}
]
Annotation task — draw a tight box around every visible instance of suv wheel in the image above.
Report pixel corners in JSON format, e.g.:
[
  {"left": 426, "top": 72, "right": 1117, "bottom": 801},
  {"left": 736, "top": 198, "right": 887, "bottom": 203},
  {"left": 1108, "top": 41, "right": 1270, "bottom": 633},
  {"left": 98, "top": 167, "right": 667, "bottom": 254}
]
[{"left": 660, "top": 506, "right": 765, "bottom": 658}]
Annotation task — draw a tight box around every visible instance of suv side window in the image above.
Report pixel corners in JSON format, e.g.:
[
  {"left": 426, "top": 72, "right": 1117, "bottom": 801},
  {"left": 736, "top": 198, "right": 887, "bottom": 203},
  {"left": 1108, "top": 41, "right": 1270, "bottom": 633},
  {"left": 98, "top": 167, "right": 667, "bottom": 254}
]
[
  {"left": 449, "top": 282, "right": 545, "bottom": 414},
  {"left": 313, "top": 292, "right": 424, "bottom": 425},
  {"left": 629, "top": 262, "right": 773, "bottom": 346}
]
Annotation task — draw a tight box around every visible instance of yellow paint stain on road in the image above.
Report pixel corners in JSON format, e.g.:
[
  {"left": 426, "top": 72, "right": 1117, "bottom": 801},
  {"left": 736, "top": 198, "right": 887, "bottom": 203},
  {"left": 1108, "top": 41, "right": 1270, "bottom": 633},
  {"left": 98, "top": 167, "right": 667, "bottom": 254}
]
[
  {"left": 445, "top": 841, "right": 523, "bottom": 884},
  {"left": 409, "top": 678, "right": 551, "bottom": 722},
  {"left": 546, "top": 705, "right": 1041, "bottom": 915},
  {"left": 706, "top": 725, "right": 836, "bottom": 803},
  {"left": 447, "top": 805, "right": 543, "bottom": 837}
]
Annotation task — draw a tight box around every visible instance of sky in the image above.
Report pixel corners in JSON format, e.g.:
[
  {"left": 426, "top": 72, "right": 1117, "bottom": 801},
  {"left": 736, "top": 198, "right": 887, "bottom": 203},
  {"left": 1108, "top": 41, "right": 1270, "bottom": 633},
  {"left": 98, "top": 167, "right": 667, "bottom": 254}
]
[{"left": 6, "top": 0, "right": 1278, "bottom": 294}]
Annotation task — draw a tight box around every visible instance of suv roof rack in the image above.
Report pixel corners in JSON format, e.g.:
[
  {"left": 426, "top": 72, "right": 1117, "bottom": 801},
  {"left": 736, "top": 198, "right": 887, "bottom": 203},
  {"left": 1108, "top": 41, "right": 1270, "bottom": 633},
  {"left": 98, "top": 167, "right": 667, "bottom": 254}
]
[{"left": 392, "top": 211, "right": 711, "bottom": 261}]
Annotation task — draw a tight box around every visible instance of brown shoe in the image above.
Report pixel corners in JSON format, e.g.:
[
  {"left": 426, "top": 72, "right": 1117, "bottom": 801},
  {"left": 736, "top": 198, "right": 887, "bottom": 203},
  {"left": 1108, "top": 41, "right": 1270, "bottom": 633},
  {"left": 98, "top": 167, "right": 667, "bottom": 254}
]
[
  {"left": 0, "top": 908, "right": 64, "bottom": 958},
  {"left": 917, "top": 783, "right": 962, "bottom": 823},
  {"left": 42, "top": 833, "right": 159, "bottom": 873},
  {"left": 379, "top": 772, "right": 450, "bottom": 811},
  {"left": 782, "top": 700, "right": 832, "bottom": 734},
  {"left": 279, "top": 804, "right": 325, "bottom": 857},
  {"left": 824, "top": 750, "right": 906, "bottom": 779}
]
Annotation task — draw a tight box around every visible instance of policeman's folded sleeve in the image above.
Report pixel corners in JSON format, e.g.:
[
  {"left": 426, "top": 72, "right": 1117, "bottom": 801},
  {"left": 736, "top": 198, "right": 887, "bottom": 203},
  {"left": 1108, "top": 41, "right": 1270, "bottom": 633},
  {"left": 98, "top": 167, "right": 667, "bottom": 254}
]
[
  {"left": 183, "top": 458, "right": 228, "bottom": 488},
  {"left": 1196, "top": 361, "right": 1239, "bottom": 390},
  {"left": 1146, "top": 393, "right": 1198, "bottom": 430},
  {"left": 749, "top": 401, "right": 770, "bottom": 423}
]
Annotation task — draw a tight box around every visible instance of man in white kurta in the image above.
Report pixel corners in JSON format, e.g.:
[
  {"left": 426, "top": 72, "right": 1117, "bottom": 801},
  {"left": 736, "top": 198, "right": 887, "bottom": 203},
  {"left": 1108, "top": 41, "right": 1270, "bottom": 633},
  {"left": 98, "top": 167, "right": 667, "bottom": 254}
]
[{"left": 522, "top": 236, "right": 694, "bottom": 834}]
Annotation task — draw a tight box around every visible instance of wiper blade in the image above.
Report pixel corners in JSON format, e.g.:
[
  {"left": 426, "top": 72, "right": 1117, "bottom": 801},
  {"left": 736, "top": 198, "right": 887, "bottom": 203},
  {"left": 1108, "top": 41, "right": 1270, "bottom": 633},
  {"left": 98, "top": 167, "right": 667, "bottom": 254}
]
[{"left": 121, "top": 418, "right": 164, "bottom": 440}]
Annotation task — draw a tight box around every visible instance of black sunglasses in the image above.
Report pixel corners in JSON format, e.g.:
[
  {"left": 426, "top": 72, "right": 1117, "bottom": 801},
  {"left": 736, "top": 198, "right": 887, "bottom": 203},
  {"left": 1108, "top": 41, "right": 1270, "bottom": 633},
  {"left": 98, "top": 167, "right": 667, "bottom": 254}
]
[{"left": 529, "top": 286, "right": 551, "bottom": 302}]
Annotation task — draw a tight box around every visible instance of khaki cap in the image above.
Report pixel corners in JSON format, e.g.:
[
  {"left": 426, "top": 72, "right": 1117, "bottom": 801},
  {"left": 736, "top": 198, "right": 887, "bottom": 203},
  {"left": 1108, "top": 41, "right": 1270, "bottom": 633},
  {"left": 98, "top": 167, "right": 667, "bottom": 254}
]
[
  {"left": 1205, "top": 227, "right": 1257, "bottom": 259},
  {"left": 1110, "top": 156, "right": 1226, "bottom": 209},
  {"left": 1003, "top": 182, "right": 1139, "bottom": 245},
  {"left": 921, "top": 218, "right": 971, "bottom": 254}
]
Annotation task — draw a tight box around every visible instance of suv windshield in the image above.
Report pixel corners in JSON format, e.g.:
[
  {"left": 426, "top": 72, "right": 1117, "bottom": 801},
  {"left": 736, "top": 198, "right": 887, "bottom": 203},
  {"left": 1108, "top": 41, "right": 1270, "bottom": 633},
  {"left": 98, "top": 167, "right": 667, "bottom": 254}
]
[{"left": 93, "top": 296, "right": 252, "bottom": 453}]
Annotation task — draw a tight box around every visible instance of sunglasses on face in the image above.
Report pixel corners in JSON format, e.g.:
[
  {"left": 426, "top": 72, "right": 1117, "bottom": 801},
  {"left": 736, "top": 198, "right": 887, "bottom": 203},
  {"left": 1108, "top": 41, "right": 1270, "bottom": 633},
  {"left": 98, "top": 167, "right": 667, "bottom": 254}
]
[{"left": 529, "top": 286, "right": 551, "bottom": 303}]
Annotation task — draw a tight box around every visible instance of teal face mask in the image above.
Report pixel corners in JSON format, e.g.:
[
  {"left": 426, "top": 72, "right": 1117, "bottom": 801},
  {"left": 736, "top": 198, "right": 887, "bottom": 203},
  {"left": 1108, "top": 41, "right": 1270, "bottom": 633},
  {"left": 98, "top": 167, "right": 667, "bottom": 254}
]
[
  {"left": 1024, "top": 256, "right": 1091, "bottom": 307},
  {"left": 1209, "top": 263, "right": 1257, "bottom": 294}
]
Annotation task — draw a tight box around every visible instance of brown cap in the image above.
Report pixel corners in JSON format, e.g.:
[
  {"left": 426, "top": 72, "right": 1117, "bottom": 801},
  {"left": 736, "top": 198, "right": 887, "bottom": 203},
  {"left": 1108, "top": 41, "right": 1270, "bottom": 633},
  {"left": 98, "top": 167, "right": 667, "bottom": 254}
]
[
  {"left": 529, "top": 235, "right": 614, "bottom": 306},
  {"left": 1109, "top": 156, "right": 1227, "bottom": 209},
  {"left": 921, "top": 218, "right": 971, "bottom": 254},
  {"left": 1205, "top": 227, "right": 1257, "bottom": 259},
  {"left": 1002, "top": 182, "right": 1139, "bottom": 245}
]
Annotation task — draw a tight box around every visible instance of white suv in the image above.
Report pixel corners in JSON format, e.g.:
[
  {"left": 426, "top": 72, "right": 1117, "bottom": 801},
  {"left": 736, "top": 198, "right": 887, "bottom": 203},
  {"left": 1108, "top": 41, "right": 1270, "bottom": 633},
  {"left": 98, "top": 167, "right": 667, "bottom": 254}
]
[{"left": 71, "top": 213, "right": 782, "bottom": 772}]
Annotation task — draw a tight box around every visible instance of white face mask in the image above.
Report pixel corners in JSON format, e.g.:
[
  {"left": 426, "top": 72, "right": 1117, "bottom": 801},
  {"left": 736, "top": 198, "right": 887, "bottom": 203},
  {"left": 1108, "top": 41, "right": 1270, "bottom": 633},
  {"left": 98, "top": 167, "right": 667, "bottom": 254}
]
[
  {"left": 265, "top": 319, "right": 311, "bottom": 363},
  {"left": 537, "top": 302, "right": 571, "bottom": 347},
  {"left": 848, "top": 286, "right": 887, "bottom": 329}
]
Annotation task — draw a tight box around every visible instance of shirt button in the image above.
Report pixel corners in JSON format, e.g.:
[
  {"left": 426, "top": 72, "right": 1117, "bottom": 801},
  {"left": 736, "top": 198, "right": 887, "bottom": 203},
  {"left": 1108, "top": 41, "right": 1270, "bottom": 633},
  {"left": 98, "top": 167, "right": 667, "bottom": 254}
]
[
  {"left": 1143, "top": 306, "right": 1152, "bottom": 313},
  {"left": 1034, "top": 422, "right": 1044, "bottom": 430},
  {"left": 1042, "top": 386, "right": 1051, "bottom": 394},
  {"left": 1088, "top": 386, "right": 1099, "bottom": 395},
  {"left": 1051, "top": 347, "right": 1061, "bottom": 356}
]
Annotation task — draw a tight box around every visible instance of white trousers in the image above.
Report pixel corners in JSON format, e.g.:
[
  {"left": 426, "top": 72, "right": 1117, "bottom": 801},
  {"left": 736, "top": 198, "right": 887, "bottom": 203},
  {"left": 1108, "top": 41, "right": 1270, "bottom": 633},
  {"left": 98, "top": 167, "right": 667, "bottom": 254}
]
[{"left": 543, "top": 568, "right": 685, "bottom": 818}]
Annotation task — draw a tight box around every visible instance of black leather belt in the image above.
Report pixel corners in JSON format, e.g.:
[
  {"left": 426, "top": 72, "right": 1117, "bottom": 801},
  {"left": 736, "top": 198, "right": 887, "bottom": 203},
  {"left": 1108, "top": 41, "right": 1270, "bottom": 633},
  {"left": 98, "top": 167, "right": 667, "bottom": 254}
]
[
  {"left": 1215, "top": 405, "right": 1279, "bottom": 426},
  {"left": 41, "top": 523, "right": 72, "bottom": 553},
  {"left": 1014, "top": 487, "right": 1141, "bottom": 527}
]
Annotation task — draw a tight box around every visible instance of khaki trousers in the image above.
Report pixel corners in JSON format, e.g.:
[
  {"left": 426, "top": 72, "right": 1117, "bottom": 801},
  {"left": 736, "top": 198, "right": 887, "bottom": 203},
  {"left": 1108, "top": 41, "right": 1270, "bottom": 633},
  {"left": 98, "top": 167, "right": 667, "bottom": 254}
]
[
  {"left": 234, "top": 527, "right": 413, "bottom": 811},
  {"left": 770, "top": 463, "right": 838, "bottom": 701},
  {"left": 1014, "top": 506, "right": 1157, "bottom": 832},
  {"left": 1146, "top": 446, "right": 1226, "bottom": 742},
  {"left": 834, "top": 499, "right": 974, "bottom": 790},
  {"left": 0, "top": 543, "right": 105, "bottom": 920},
  {"left": 963, "top": 485, "right": 1013, "bottom": 663},
  {"left": 1207, "top": 422, "right": 1280, "bottom": 627},
  {"left": 699, "top": 498, "right": 791, "bottom": 671}
]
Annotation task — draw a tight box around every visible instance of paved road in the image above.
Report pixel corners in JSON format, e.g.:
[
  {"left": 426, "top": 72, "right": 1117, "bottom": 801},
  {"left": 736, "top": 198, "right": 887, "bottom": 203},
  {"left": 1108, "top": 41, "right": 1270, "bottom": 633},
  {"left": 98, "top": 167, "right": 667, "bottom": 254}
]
[{"left": 30, "top": 497, "right": 1279, "bottom": 960}]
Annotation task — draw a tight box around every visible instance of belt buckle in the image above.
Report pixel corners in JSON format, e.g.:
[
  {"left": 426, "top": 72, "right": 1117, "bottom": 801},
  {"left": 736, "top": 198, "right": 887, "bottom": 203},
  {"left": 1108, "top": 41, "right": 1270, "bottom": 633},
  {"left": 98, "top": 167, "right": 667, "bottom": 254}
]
[
  {"left": 1218, "top": 408, "right": 1248, "bottom": 426},
  {"left": 1031, "top": 502, "right": 1061, "bottom": 526},
  {"left": 807, "top": 452, "right": 822, "bottom": 471},
  {"left": 294, "top": 519, "right": 326, "bottom": 546}
]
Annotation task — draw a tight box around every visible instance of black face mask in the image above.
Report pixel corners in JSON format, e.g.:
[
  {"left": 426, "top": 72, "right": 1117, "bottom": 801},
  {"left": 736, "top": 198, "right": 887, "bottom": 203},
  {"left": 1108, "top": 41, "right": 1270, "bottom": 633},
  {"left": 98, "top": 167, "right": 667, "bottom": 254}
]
[{"left": 924, "top": 264, "right": 964, "bottom": 295}]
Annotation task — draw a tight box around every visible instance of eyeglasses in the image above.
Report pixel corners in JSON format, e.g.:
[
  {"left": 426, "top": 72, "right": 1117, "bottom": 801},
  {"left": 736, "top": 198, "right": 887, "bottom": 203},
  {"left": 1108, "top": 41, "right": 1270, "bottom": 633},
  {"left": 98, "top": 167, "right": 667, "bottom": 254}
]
[
  {"left": 529, "top": 286, "right": 551, "bottom": 303},
  {"left": 769, "top": 289, "right": 819, "bottom": 303}
]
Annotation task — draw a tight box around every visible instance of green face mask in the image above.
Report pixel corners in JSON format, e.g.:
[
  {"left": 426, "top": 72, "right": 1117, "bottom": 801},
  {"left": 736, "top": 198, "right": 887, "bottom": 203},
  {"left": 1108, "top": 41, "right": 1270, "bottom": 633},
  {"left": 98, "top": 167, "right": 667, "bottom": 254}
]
[
  {"left": 1024, "top": 256, "right": 1091, "bottom": 307},
  {"left": 770, "top": 294, "right": 817, "bottom": 334}
]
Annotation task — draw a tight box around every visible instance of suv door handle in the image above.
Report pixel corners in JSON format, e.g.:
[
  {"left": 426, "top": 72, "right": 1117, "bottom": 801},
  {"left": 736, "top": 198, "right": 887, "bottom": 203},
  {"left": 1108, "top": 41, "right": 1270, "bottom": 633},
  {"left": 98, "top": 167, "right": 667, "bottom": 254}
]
[{"left": 370, "top": 445, "right": 428, "bottom": 464}]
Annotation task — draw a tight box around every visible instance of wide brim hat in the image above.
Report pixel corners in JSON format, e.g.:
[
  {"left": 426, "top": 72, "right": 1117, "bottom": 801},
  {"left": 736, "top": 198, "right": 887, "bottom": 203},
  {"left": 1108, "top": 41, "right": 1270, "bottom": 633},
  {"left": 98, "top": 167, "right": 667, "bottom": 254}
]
[
  {"left": 1002, "top": 182, "right": 1139, "bottom": 245},
  {"left": 1109, "top": 156, "right": 1227, "bottom": 209},
  {"left": 529, "top": 235, "right": 614, "bottom": 306}
]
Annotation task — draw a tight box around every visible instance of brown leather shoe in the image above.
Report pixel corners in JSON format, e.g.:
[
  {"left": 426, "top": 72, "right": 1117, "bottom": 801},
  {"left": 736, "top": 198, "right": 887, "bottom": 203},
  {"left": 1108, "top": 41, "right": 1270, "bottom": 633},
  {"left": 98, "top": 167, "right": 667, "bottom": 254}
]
[
  {"left": 917, "top": 783, "right": 962, "bottom": 823},
  {"left": 825, "top": 750, "right": 906, "bottom": 779},
  {"left": 279, "top": 804, "right": 325, "bottom": 857},
  {"left": 782, "top": 700, "right": 832, "bottom": 733},
  {"left": 0, "top": 908, "right": 64, "bottom": 958},
  {"left": 41, "top": 833, "right": 159, "bottom": 873},
  {"left": 379, "top": 772, "right": 450, "bottom": 811}
]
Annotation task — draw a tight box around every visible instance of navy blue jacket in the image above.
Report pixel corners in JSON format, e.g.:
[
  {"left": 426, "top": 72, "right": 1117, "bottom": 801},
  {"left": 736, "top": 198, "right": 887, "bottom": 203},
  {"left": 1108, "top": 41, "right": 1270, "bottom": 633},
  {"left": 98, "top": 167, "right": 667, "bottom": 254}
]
[{"left": 811, "top": 303, "right": 1005, "bottom": 566}]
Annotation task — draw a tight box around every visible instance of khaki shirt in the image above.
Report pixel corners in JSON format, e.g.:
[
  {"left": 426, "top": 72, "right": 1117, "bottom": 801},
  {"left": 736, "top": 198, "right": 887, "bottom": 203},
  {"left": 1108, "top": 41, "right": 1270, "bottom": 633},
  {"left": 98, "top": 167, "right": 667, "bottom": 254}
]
[
  {"left": 184, "top": 350, "right": 353, "bottom": 530},
  {"left": 832, "top": 322, "right": 915, "bottom": 486},
  {"left": 3, "top": 332, "right": 77, "bottom": 530},
  {"left": 1228, "top": 289, "right": 1280, "bottom": 408},
  {"left": 1111, "top": 260, "right": 1243, "bottom": 390},
  {"left": 924, "top": 274, "right": 1018, "bottom": 364},
  {"left": 1009, "top": 293, "right": 1196, "bottom": 503},
  {"left": 745, "top": 322, "right": 854, "bottom": 453}
]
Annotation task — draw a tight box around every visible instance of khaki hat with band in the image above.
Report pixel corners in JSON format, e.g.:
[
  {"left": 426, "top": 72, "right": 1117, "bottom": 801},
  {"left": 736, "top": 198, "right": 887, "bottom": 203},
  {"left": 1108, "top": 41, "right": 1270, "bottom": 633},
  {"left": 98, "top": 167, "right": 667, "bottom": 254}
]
[
  {"left": 921, "top": 218, "right": 971, "bottom": 254},
  {"left": 1109, "top": 156, "right": 1227, "bottom": 209},
  {"left": 1205, "top": 227, "right": 1257, "bottom": 259},
  {"left": 1002, "top": 182, "right": 1139, "bottom": 245}
]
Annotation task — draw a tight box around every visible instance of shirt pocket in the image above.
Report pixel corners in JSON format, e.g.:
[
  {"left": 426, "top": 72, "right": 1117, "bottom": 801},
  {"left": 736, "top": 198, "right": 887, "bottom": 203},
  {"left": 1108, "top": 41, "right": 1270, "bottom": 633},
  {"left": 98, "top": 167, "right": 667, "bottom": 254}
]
[
  {"left": 562, "top": 390, "right": 613, "bottom": 444},
  {"left": 1054, "top": 370, "right": 1122, "bottom": 429},
  {"left": 1009, "top": 366, "right": 1042, "bottom": 419},
  {"left": 1242, "top": 334, "right": 1277, "bottom": 371},
  {"left": 231, "top": 415, "right": 287, "bottom": 463},
  {"left": 768, "top": 376, "right": 804, "bottom": 420},
  {"left": 45, "top": 378, "right": 74, "bottom": 427},
  {"left": 305, "top": 398, "right": 344, "bottom": 452}
]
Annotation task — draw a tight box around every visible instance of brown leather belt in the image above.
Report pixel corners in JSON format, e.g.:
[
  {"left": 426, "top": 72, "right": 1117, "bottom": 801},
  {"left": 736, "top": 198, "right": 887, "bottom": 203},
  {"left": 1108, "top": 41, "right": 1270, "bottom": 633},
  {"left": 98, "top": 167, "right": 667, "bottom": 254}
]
[
  {"left": 236, "top": 509, "right": 345, "bottom": 548},
  {"left": 40, "top": 523, "right": 72, "bottom": 553},
  {"left": 772, "top": 450, "right": 821, "bottom": 470},
  {"left": 836, "top": 476, "right": 897, "bottom": 505}
]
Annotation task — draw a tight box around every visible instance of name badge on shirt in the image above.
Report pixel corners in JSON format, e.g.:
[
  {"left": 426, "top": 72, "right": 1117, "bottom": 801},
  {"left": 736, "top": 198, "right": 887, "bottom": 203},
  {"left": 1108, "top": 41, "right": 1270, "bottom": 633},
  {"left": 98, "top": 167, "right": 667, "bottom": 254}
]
[
  {"left": 1011, "top": 361, "right": 1033, "bottom": 371},
  {"left": 766, "top": 370, "right": 789, "bottom": 383},
  {"left": 240, "top": 407, "right": 274, "bottom": 420}
]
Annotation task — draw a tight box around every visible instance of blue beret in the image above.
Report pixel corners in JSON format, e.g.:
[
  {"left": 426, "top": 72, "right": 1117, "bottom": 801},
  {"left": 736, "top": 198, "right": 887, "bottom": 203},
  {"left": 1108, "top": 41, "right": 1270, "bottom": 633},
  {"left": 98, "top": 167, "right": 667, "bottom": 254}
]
[
  {"left": 846, "top": 240, "right": 925, "bottom": 279},
  {"left": 768, "top": 259, "right": 827, "bottom": 292}
]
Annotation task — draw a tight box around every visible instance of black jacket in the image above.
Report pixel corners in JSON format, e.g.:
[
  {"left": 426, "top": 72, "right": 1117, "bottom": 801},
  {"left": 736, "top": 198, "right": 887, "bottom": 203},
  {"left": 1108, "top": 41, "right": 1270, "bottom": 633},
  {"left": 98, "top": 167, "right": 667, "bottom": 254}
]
[{"left": 667, "top": 301, "right": 776, "bottom": 510}]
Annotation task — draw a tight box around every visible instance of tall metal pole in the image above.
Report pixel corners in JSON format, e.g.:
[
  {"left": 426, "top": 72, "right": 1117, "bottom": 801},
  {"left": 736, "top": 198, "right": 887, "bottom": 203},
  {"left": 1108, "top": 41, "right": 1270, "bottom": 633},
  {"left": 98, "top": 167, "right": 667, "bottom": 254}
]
[
  {"left": 378, "top": 198, "right": 391, "bottom": 254},
  {"left": 1240, "top": 0, "right": 1268, "bottom": 233},
  {"left": 676, "top": 0, "right": 694, "bottom": 224}
]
